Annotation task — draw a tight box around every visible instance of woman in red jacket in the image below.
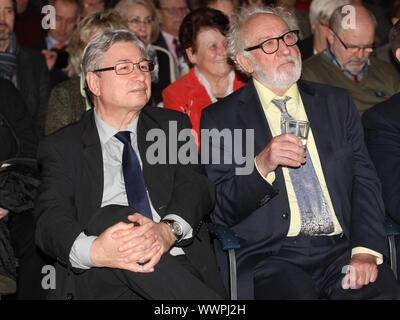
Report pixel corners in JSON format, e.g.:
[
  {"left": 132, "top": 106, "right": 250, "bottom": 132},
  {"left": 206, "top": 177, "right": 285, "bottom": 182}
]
[{"left": 162, "top": 8, "right": 247, "bottom": 144}]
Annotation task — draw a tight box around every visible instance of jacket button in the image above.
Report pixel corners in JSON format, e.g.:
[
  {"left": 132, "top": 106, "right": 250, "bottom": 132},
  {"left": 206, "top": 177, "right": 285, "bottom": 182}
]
[{"left": 282, "top": 212, "right": 289, "bottom": 220}]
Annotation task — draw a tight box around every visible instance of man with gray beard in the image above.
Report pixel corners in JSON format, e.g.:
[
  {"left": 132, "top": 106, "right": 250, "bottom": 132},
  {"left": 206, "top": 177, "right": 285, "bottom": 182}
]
[
  {"left": 201, "top": 6, "right": 400, "bottom": 299},
  {"left": 302, "top": 4, "right": 400, "bottom": 116}
]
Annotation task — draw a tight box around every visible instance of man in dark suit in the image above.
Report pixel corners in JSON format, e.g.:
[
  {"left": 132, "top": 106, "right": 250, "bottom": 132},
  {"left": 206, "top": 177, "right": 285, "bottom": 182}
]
[
  {"left": 34, "top": 29, "right": 225, "bottom": 300},
  {"left": 32, "top": 0, "right": 80, "bottom": 88},
  {"left": 363, "top": 19, "right": 400, "bottom": 279},
  {"left": 201, "top": 6, "right": 400, "bottom": 299},
  {"left": 154, "top": 0, "right": 190, "bottom": 76},
  {"left": 0, "top": 0, "right": 50, "bottom": 141}
]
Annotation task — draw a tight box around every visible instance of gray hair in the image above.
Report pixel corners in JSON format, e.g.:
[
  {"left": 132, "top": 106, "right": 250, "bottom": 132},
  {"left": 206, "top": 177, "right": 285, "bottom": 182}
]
[
  {"left": 82, "top": 29, "right": 150, "bottom": 98},
  {"left": 309, "top": 0, "right": 350, "bottom": 26},
  {"left": 228, "top": 6, "right": 298, "bottom": 75},
  {"left": 82, "top": 29, "right": 149, "bottom": 77}
]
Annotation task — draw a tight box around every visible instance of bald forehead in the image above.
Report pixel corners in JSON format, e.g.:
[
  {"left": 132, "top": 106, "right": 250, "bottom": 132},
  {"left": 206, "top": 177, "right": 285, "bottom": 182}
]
[
  {"left": 243, "top": 13, "right": 290, "bottom": 44},
  {"left": 336, "top": 6, "right": 375, "bottom": 36}
]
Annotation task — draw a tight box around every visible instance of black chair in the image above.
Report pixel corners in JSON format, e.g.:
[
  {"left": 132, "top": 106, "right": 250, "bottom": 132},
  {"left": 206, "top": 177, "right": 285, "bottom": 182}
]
[
  {"left": 385, "top": 216, "right": 400, "bottom": 280},
  {"left": 206, "top": 223, "right": 240, "bottom": 300}
]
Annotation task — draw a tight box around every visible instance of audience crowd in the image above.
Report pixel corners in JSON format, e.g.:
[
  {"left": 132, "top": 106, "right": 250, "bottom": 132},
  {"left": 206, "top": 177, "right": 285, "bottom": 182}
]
[{"left": 1, "top": 0, "right": 400, "bottom": 301}]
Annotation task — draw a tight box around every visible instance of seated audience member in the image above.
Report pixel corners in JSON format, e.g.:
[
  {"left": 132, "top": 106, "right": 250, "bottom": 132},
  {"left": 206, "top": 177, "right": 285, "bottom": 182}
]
[
  {"left": 45, "top": 9, "right": 126, "bottom": 135},
  {"left": 115, "top": 0, "right": 177, "bottom": 106},
  {"left": 297, "top": 0, "right": 350, "bottom": 60},
  {"left": 302, "top": 4, "right": 400, "bottom": 116},
  {"left": 35, "top": 29, "right": 226, "bottom": 300},
  {"left": 201, "top": 5, "right": 400, "bottom": 300},
  {"left": 274, "top": 0, "right": 311, "bottom": 40},
  {"left": 33, "top": 0, "right": 81, "bottom": 88},
  {"left": 0, "top": 78, "right": 48, "bottom": 300},
  {"left": 195, "top": 0, "right": 237, "bottom": 24},
  {"left": 162, "top": 7, "right": 247, "bottom": 141},
  {"left": 0, "top": 0, "right": 50, "bottom": 140},
  {"left": 363, "top": 20, "right": 400, "bottom": 278},
  {"left": 80, "top": 0, "right": 105, "bottom": 19},
  {"left": 14, "top": 0, "right": 46, "bottom": 48},
  {"left": 153, "top": 0, "right": 190, "bottom": 77}
]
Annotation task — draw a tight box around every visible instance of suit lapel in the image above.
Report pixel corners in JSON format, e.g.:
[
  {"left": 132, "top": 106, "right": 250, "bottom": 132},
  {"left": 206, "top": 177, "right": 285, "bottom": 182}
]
[
  {"left": 81, "top": 111, "right": 104, "bottom": 208},
  {"left": 236, "top": 80, "right": 272, "bottom": 155},
  {"left": 236, "top": 81, "right": 287, "bottom": 193},
  {"left": 137, "top": 107, "right": 174, "bottom": 216},
  {"left": 299, "top": 81, "right": 344, "bottom": 225},
  {"left": 299, "top": 81, "right": 333, "bottom": 163}
]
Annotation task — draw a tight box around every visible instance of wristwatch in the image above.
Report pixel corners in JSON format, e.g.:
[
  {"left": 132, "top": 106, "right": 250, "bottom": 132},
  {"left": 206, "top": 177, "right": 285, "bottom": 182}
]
[{"left": 161, "top": 219, "right": 183, "bottom": 241}]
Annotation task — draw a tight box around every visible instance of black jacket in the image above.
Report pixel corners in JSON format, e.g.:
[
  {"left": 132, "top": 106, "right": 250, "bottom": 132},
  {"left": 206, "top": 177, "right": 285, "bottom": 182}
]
[{"left": 0, "top": 78, "right": 37, "bottom": 162}]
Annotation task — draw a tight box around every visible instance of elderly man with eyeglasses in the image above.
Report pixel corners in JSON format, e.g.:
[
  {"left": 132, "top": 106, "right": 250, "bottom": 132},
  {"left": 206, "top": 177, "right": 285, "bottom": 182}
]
[
  {"left": 201, "top": 6, "right": 400, "bottom": 299},
  {"left": 302, "top": 4, "right": 400, "bottom": 116},
  {"left": 154, "top": 0, "right": 190, "bottom": 76},
  {"left": 34, "top": 29, "right": 226, "bottom": 300}
]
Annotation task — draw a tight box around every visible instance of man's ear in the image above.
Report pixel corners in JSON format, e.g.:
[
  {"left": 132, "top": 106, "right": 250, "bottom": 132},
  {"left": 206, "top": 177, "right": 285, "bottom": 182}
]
[
  {"left": 326, "top": 28, "right": 335, "bottom": 46},
  {"left": 396, "top": 48, "right": 400, "bottom": 64},
  {"left": 186, "top": 47, "right": 196, "bottom": 65},
  {"left": 86, "top": 72, "right": 101, "bottom": 97},
  {"left": 236, "top": 53, "right": 254, "bottom": 74}
]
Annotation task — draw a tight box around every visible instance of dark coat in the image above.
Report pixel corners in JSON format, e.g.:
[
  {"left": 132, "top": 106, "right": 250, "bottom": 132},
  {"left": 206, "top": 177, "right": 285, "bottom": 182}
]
[
  {"left": 0, "top": 78, "right": 37, "bottom": 162},
  {"left": 16, "top": 46, "right": 50, "bottom": 140},
  {"left": 363, "top": 92, "right": 400, "bottom": 225}
]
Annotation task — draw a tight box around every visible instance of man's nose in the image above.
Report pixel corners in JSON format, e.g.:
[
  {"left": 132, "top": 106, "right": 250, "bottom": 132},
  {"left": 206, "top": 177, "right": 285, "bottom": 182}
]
[
  {"left": 131, "top": 65, "right": 146, "bottom": 81},
  {"left": 58, "top": 19, "right": 67, "bottom": 32},
  {"left": 277, "top": 38, "right": 291, "bottom": 55}
]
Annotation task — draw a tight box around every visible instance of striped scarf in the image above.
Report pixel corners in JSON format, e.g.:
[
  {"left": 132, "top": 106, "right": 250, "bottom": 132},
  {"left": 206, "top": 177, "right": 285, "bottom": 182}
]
[{"left": 0, "top": 33, "right": 17, "bottom": 85}]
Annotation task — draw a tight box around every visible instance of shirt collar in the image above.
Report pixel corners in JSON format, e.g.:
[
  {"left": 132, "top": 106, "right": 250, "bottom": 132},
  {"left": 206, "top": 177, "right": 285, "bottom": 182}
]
[
  {"left": 324, "top": 45, "right": 369, "bottom": 81},
  {"left": 161, "top": 31, "right": 179, "bottom": 59},
  {"left": 45, "top": 34, "right": 70, "bottom": 50},
  {"left": 94, "top": 108, "right": 139, "bottom": 145},
  {"left": 253, "top": 78, "right": 301, "bottom": 112}
]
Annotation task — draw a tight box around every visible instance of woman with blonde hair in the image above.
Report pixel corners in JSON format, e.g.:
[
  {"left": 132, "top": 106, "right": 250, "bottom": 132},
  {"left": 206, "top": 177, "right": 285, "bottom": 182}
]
[
  {"left": 115, "top": 0, "right": 178, "bottom": 106},
  {"left": 45, "top": 9, "right": 127, "bottom": 135}
]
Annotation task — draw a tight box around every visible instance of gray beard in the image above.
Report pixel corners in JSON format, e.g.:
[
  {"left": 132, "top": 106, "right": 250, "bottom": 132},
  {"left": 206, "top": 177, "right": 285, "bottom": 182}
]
[{"left": 249, "top": 48, "right": 302, "bottom": 93}]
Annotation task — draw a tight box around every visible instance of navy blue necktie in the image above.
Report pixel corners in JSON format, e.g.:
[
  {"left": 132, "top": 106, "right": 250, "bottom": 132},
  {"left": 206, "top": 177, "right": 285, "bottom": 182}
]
[{"left": 115, "top": 131, "right": 153, "bottom": 220}]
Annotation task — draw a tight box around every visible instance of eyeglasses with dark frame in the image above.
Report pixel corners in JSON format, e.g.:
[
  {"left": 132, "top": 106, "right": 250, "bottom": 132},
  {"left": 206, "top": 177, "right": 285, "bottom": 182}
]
[
  {"left": 331, "top": 29, "right": 374, "bottom": 54},
  {"left": 244, "top": 30, "right": 300, "bottom": 55},
  {"left": 92, "top": 59, "right": 155, "bottom": 75}
]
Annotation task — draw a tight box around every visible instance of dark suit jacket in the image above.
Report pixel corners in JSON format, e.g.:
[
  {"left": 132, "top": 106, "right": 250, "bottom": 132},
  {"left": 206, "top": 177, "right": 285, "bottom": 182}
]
[
  {"left": 16, "top": 47, "right": 50, "bottom": 140},
  {"left": 35, "top": 106, "right": 223, "bottom": 299},
  {"left": 0, "top": 78, "right": 37, "bottom": 162},
  {"left": 363, "top": 92, "right": 400, "bottom": 225},
  {"left": 201, "top": 79, "right": 388, "bottom": 299},
  {"left": 154, "top": 33, "right": 168, "bottom": 52}
]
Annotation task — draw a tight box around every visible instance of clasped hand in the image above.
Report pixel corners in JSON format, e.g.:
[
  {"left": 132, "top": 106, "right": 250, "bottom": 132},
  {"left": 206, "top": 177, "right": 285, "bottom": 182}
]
[{"left": 90, "top": 213, "right": 176, "bottom": 273}]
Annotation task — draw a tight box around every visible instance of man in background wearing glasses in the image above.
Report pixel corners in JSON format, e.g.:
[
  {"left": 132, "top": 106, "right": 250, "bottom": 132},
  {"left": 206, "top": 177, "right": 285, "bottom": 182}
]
[
  {"left": 201, "top": 6, "right": 400, "bottom": 299},
  {"left": 154, "top": 0, "right": 190, "bottom": 76},
  {"left": 302, "top": 4, "right": 400, "bottom": 116},
  {"left": 34, "top": 29, "right": 226, "bottom": 300}
]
